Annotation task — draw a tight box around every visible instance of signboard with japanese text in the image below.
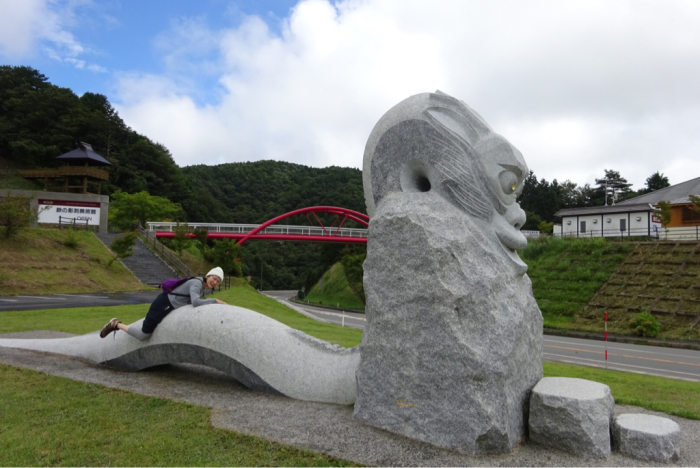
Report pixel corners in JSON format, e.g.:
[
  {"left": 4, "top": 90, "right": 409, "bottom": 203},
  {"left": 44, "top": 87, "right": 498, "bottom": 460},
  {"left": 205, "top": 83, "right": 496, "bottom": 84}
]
[{"left": 38, "top": 199, "right": 101, "bottom": 226}]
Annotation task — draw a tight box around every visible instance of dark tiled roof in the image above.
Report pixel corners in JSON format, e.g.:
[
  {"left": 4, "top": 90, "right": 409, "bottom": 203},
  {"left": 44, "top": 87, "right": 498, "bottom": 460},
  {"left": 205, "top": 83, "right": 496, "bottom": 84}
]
[
  {"left": 56, "top": 142, "right": 111, "bottom": 166},
  {"left": 554, "top": 203, "right": 655, "bottom": 217},
  {"left": 617, "top": 176, "right": 700, "bottom": 206}
]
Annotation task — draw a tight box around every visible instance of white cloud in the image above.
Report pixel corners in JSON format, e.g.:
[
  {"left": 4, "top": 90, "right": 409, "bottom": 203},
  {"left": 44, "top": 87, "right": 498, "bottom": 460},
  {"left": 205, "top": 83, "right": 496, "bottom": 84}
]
[
  {"left": 111, "top": 0, "right": 700, "bottom": 188},
  {"left": 0, "top": 0, "right": 106, "bottom": 72}
]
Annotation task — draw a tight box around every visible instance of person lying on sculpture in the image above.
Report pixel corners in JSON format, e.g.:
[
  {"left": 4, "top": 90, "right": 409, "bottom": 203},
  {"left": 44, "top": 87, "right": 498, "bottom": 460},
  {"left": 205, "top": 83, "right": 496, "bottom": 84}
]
[{"left": 99, "top": 267, "right": 229, "bottom": 341}]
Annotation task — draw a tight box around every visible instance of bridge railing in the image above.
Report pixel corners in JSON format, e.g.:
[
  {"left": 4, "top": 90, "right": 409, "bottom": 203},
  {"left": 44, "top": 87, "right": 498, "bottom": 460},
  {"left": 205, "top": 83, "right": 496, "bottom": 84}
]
[{"left": 147, "top": 222, "right": 369, "bottom": 238}]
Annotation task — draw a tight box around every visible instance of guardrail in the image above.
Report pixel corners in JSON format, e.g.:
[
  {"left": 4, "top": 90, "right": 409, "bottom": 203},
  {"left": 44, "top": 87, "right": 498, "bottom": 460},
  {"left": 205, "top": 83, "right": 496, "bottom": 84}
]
[
  {"left": 136, "top": 224, "right": 231, "bottom": 292},
  {"left": 138, "top": 224, "right": 195, "bottom": 278},
  {"left": 58, "top": 216, "right": 89, "bottom": 230},
  {"left": 147, "top": 222, "right": 368, "bottom": 239},
  {"left": 555, "top": 225, "right": 700, "bottom": 241}
]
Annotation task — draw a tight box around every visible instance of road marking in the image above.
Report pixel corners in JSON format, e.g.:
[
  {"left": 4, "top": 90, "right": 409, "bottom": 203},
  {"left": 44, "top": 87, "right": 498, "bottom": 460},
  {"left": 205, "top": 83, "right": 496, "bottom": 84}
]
[
  {"left": 304, "top": 309, "right": 366, "bottom": 321},
  {"left": 545, "top": 344, "right": 700, "bottom": 368},
  {"left": 16, "top": 296, "right": 67, "bottom": 300},
  {"left": 543, "top": 355, "right": 700, "bottom": 382},
  {"left": 0, "top": 299, "right": 18, "bottom": 302},
  {"left": 53, "top": 294, "right": 111, "bottom": 299},
  {"left": 544, "top": 337, "right": 700, "bottom": 360}
]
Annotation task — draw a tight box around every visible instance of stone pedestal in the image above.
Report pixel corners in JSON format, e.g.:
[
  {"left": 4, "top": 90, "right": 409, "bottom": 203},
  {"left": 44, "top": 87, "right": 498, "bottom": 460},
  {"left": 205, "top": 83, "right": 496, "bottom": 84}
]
[
  {"left": 529, "top": 377, "right": 614, "bottom": 458},
  {"left": 613, "top": 414, "right": 680, "bottom": 462}
]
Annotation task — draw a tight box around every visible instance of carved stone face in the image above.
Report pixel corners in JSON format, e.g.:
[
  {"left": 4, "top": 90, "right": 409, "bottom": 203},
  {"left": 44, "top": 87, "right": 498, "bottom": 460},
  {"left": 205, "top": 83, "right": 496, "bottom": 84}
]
[{"left": 363, "top": 91, "right": 530, "bottom": 273}]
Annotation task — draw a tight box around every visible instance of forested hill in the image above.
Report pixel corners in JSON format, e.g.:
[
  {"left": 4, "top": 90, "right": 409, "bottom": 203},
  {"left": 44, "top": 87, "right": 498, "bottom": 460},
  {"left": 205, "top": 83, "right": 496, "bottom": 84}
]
[
  {"left": 0, "top": 65, "right": 366, "bottom": 223},
  {"left": 183, "top": 161, "right": 365, "bottom": 223},
  {"left": 0, "top": 65, "right": 198, "bottom": 214}
]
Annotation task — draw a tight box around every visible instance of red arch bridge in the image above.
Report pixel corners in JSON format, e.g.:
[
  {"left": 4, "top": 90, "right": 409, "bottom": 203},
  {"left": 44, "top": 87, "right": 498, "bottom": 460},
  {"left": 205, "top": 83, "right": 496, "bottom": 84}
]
[{"left": 150, "top": 206, "right": 369, "bottom": 245}]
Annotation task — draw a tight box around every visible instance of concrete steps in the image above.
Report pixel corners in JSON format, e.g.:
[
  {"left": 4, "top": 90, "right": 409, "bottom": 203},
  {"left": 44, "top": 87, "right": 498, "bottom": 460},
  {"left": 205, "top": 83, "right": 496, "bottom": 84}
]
[{"left": 95, "top": 233, "right": 177, "bottom": 287}]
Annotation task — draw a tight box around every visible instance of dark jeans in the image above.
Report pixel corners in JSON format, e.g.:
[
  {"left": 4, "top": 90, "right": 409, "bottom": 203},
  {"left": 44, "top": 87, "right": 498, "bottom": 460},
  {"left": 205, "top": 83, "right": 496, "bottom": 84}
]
[{"left": 142, "top": 293, "right": 175, "bottom": 334}]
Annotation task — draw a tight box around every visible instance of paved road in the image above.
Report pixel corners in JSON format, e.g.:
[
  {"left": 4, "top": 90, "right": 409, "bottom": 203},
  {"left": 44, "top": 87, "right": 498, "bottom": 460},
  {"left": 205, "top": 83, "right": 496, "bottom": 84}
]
[
  {"left": 0, "top": 290, "right": 161, "bottom": 312},
  {"left": 263, "top": 290, "right": 700, "bottom": 382}
]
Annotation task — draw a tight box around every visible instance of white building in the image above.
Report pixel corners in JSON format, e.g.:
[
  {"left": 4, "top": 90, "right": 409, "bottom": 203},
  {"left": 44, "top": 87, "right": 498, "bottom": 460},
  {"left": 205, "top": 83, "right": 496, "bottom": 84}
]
[
  {"left": 555, "top": 203, "right": 660, "bottom": 238},
  {"left": 554, "top": 176, "right": 700, "bottom": 239}
]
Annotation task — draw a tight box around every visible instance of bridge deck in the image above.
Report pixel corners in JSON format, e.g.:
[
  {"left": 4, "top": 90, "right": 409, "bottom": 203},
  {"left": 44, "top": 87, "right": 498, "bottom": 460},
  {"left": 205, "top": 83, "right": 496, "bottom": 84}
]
[{"left": 149, "top": 222, "right": 368, "bottom": 243}]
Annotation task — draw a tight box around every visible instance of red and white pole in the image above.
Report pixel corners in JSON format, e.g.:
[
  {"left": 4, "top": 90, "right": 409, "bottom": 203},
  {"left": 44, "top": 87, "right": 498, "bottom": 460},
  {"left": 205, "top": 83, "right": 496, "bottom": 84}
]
[{"left": 604, "top": 312, "right": 608, "bottom": 369}]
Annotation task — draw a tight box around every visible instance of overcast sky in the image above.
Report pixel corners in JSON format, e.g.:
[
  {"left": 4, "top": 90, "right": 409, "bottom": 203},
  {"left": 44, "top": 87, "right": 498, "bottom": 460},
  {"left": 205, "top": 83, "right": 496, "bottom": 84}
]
[{"left": 1, "top": 0, "right": 699, "bottom": 190}]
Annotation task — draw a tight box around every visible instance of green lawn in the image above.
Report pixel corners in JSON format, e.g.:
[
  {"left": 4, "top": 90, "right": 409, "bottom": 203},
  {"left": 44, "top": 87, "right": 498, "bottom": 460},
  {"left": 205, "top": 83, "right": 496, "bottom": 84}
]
[
  {"left": 1, "top": 281, "right": 699, "bottom": 466},
  {"left": 0, "top": 364, "right": 354, "bottom": 467}
]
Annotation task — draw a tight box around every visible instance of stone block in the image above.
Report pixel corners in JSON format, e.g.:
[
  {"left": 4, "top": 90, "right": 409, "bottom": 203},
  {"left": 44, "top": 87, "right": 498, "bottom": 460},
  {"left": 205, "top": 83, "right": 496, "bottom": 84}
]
[
  {"left": 529, "top": 377, "right": 614, "bottom": 458},
  {"left": 613, "top": 413, "right": 680, "bottom": 462}
]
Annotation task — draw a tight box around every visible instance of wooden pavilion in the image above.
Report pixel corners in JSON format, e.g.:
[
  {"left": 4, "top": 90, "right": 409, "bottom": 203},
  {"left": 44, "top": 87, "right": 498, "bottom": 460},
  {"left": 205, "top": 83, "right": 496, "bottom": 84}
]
[{"left": 18, "top": 142, "right": 111, "bottom": 194}]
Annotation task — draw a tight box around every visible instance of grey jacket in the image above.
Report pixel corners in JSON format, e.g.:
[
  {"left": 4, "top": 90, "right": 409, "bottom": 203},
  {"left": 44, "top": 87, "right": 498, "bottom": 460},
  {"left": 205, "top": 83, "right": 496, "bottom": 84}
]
[{"left": 167, "top": 277, "right": 217, "bottom": 309}]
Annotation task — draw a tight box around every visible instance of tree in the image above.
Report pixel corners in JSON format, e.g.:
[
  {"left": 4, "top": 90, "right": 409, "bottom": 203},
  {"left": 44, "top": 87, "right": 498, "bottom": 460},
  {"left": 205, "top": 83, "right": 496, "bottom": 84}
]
[
  {"left": 689, "top": 194, "right": 700, "bottom": 214},
  {"left": 108, "top": 191, "right": 184, "bottom": 230},
  {"left": 642, "top": 172, "right": 670, "bottom": 194},
  {"left": 0, "top": 192, "right": 39, "bottom": 238},
  {"left": 206, "top": 239, "right": 242, "bottom": 277},
  {"left": 341, "top": 252, "right": 366, "bottom": 304},
  {"left": 594, "top": 169, "right": 633, "bottom": 205},
  {"left": 538, "top": 221, "right": 554, "bottom": 234},
  {"left": 656, "top": 201, "right": 673, "bottom": 239},
  {"left": 170, "top": 223, "right": 192, "bottom": 256},
  {"left": 108, "top": 232, "right": 137, "bottom": 267}
]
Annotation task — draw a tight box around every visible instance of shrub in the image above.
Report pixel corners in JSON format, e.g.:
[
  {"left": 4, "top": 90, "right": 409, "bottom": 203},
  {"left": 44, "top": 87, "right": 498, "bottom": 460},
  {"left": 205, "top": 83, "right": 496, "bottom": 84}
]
[
  {"left": 108, "top": 232, "right": 137, "bottom": 267},
  {"left": 0, "top": 192, "right": 39, "bottom": 238},
  {"left": 63, "top": 228, "right": 80, "bottom": 249},
  {"left": 629, "top": 312, "right": 660, "bottom": 338}
]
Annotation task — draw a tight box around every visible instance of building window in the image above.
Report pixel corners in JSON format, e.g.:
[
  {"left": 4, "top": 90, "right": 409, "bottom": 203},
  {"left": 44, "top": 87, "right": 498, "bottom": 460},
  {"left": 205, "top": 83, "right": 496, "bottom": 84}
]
[
  {"left": 580, "top": 221, "right": 586, "bottom": 233},
  {"left": 682, "top": 206, "right": 700, "bottom": 223},
  {"left": 620, "top": 219, "right": 626, "bottom": 232}
]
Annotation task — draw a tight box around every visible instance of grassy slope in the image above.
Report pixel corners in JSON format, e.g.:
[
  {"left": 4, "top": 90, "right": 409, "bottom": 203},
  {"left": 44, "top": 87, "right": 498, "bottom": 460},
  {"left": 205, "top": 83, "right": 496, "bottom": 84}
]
[
  {"left": 521, "top": 236, "right": 634, "bottom": 329},
  {"left": 574, "top": 241, "right": 700, "bottom": 340},
  {"left": 305, "top": 262, "right": 365, "bottom": 310},
  {"left": 0, "top": 173, "right": 43, "bottom": 191},
  {"left": 0, "top": 228, "right": 151, "bottom": 295}
]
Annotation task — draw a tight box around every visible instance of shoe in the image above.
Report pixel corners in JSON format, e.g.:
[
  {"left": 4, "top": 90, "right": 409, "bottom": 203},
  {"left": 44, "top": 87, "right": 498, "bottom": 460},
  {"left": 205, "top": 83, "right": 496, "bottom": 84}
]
[{"left": 99, "top": 318, "right": 121, "bottom": 338}]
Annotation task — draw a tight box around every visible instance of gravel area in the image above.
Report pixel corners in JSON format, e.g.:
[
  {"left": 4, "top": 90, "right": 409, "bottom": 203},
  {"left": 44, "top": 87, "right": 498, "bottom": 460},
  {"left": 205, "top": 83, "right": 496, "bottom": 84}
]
[{"left": 1, "top": 331, "right": 698, "bottom": 466}]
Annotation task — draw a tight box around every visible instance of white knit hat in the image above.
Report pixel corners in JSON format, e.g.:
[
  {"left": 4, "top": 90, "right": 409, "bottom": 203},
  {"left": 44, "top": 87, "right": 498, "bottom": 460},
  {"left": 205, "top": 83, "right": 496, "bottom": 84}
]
[{"left": 206, "top": 267, "right": 224, "bottom": 281}]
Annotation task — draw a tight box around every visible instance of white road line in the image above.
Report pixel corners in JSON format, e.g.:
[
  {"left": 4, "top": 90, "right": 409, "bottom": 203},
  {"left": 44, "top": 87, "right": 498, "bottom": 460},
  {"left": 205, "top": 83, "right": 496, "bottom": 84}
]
[
  {"left": 543, "top": 353, "right": 700, "bottom": 378},
  {"left": 544, "top": 337, "right": 700, "bottom": 360},
  {"left": 53, "top": 294, "right": 111, "bottom": 299},
  {"left": 544, "top": 356, "right": 700, "bottom": 383},
  {"left": 16, "top": 296, "right": 67, "bottom": 300},
  {"left": 0, "top": 299, "right": 18, "bottom": 302},
  {"left": 306, "top": 310, "right": 366, "bottom": 321}
]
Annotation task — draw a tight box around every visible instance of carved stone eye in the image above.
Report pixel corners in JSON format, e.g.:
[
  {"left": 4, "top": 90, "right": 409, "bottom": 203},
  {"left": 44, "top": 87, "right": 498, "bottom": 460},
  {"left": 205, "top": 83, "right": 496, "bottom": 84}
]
[{"left": 499, "top": 171, "right": 518, "bottom": 195}]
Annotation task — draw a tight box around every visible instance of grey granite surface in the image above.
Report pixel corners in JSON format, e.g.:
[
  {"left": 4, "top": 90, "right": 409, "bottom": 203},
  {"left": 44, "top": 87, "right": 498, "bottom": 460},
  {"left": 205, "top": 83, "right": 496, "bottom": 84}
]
[
  {"left": 0, "top": 304, "right": 359, "bottom": 404},
  {"left": 613, "top": 413, "right": 681, "bottom": 462},
  {"left": 530, "top": 377, "right": 615, "bottom": 458},
  {"left": 1, "top": 337, "right": 698, "bottom": 467},
  {"left": 354, "top": 192, "right": 543, "bottom": 455}
]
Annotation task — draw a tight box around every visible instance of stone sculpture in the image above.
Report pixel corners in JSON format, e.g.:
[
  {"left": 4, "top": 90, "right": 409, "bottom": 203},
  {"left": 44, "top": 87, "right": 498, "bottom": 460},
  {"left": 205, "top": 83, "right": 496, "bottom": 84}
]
[
  {"left": 0, "top": 304, "right": 359, "bottom": 405},
  {"left": 354, "top": 91, "right": 543, "bottom": 454},
  {"left": 529, "top": 377, "right": 615, "bottom": 458}
]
